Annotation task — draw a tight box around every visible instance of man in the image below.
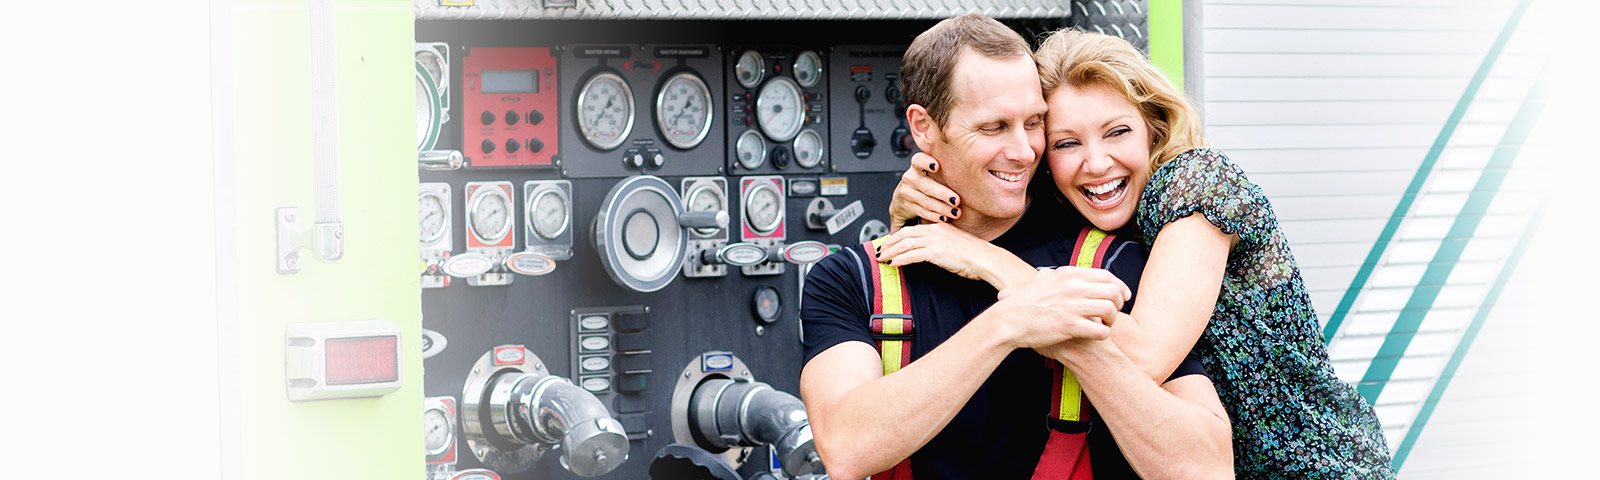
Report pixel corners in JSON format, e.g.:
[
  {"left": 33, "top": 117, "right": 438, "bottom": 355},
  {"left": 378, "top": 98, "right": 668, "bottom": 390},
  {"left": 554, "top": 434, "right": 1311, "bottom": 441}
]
[{"left": 799, "top": 15, "right": 1232, "bottom": 480}]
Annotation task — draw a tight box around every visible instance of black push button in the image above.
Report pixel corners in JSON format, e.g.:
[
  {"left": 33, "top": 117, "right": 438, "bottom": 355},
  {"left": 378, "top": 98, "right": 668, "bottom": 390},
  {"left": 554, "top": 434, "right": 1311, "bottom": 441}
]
[
  {"left": 527, "top": 138, "right": 544, "bottom": 153},
  {"left": 618, "top": 352, "right": 651, "bottom": 372},
  {"left": 505, "top": 138, "right": 520, "bottom": 154},
  {"left": 615, "top": 332, "right": 649, "bottom": 352},
  {"left": 505, "top": 110, "right": 520, "bottom": 125},
  {"left": 614, "top": 312, "right": 649, "bottom": 332},
  {"left": 528, "top": 110, "right": 544, "bottom": 125},
  {"left": 481, "top": 139, "right": 495, "bottom": 154},
  {"left": 481, "top": 110, "right": 495, "bottom": 126}
]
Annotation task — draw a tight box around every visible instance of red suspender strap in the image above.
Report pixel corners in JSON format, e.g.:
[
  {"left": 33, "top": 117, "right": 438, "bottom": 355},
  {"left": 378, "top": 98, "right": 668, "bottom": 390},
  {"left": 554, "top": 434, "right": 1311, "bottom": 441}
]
[
  {"left": 864, "top": 238, "right": 914, "bottom": 480},
  {"left": 1031, "top": 226, "right": 1117, "bottom": 480}
]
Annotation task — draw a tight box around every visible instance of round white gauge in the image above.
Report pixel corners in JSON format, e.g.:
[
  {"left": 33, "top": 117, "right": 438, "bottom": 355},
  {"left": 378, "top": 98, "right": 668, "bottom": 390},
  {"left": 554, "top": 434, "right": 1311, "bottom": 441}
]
[
  {"left": 793, "top": 50, "right": 823, "bottom": 88},
  {"left": 424, "top": 405, "right": 452, "bottom": 456},
  {"left": 470, "top": 188, "right": 512, "bottom": 243},
  {"left": 576, "top": 72, "right": 636, "bottom": 151},
  {"left": 684, "top": 183, "right": 726, "bottom": 236},
  {"left": 735, "top": 50, "right": 765, "bottom": 89},
  {"left": 419, "top": 192, "right": 448, "bottom": 244},
  {"left": 655, "top": 72, "right": 714, "bottom": 149},
  {"left": 416, "top": 49, "right": 445, "bottom": 86},
  {"left": 793, "top": 129, "right": 824, "bottom": 169},
  {"left": 735, "top": 130, "right": 767, "bottom": 170},
  {"left": 528, "top": 188, "right": 569, "bottom": 240},
  {"left": 756, "top": 77, "right": 805, "bottom": 142},
  {"left": 744, "top": 183, "right": 783, "bottom": 235}
]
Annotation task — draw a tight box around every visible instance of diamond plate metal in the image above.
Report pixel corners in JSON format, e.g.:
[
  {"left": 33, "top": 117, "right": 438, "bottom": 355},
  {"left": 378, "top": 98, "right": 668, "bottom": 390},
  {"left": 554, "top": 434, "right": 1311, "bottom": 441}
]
[
  {"left": 1072, "top": 0, "right": 1148, "bottom": 51},
  {"left": 416, "top": 0, "right": 1074, "bottom": 20}
]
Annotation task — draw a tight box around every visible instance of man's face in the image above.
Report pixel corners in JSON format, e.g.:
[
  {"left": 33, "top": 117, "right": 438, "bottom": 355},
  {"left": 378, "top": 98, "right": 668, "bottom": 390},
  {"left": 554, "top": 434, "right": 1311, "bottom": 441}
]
[{"left": 923, "top": 49, "right": 1047, "bottom": 231}]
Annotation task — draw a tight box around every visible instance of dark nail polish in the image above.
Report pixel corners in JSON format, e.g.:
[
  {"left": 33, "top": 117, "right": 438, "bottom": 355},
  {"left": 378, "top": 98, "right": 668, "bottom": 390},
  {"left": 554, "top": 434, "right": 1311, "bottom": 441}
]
[
  {"left": 949, "top": 197, "right": 958, "bottom": 205},
  {"left": 939, "top": 215, "right": 947, "bottom": 222},
  {"left": 930, "top": 161, "right": 938, "bottom": 172},
  {"left": 951, "top": 207, "right": 959, "bottom": 216}
]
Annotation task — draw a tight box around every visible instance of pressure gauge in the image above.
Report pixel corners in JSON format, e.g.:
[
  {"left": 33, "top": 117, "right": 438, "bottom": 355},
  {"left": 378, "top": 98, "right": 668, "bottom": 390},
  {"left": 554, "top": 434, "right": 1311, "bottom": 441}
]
[
  {"left": 527, "top": 188, "right": 569, "bottom": 240},
  {"left": 469, "top": 187, "right": 512, "bottom": 243},
  {"left": 655, "top": 72, "right": 714, "bottom": 149},
  {"left": 793, "top": 50, "right": 823, "bottom": 88},
  {"left": 736, "top": 130, "right": 767, "bottom": 170},
  {"left": 419, "top": 191, "right": 449, "bottom": 244},
  {"left": 743, "top": 182, "right": 783, "bottom": 235},
  {"left": 577, "top": 72, "right": 635, "bottom": 151},
  {"left": 756, "top": 77, "right": 805, "bottom": 142},
  {"left": 735, "top": 50, "right": 765, "bottom": 89},
  {"left": 451, "top": 470, "right": 500, "bottom": 480},
  {"left": 684, "top": 182, "right": 726, "bottom": 236},
  {"left": 424, "top": 404, "right": 453, "bottom": 456},
  {"left": 793, "top": 129, "right": 824, "bottom": 169},
  {"left": 753, "top": 286, "right": 781, "bottom": 324}
]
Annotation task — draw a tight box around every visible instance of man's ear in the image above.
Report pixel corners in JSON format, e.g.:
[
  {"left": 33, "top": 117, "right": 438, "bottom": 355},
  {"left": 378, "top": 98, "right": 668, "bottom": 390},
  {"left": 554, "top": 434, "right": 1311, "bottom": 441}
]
[{"left": 907, "top": 104, "right": 940, "bottom": 153}]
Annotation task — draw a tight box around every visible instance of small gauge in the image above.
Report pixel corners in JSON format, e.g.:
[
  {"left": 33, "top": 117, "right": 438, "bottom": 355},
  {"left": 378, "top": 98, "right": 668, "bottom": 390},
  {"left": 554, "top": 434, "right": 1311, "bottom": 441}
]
[
  {"left": 684, "top": 182, "right": 726, "bottom": 236},
  {"left": 735, "top": 50, "right": 765, "bottom": 89},
  {"left": 756, "top": 77, "right": 805, "bottom": 142},
  {"left": 744, "top": 182, "right": 783, "bottom": 235},
  {"left": 752, "top": 286, "right": 781, "bottom": 324},
  {"left": 793, "top": 50, "right": 823, "bottom": 88},
  {"left": 576, "top": 72, "right": 636, "bottom": 151},
  {"left": 528, "top": 188, "right": 569, "bottom": 240},
  {"left": 424, "top": 404, "right": 452, "bottom": 456},
  {"left": 416, "top": 49, "right": 445, "bottom": 86},
  {"left": 470, "top": 187, "right": 512, "bottom": 243},
  {"left": 451, "top": 470, "right": 501, "bottom": 480},
  {"left": 736, "top": 130, "right": 767, "bottom": 170},
  {"left": 655, "top": 72, "right": 714, "bottom": 149},
  {"left": 419, "top": 191, "right": 448, "bottom": 244},
  {"left": 793, "top": 129, "right": 824, "bottom": 169}
]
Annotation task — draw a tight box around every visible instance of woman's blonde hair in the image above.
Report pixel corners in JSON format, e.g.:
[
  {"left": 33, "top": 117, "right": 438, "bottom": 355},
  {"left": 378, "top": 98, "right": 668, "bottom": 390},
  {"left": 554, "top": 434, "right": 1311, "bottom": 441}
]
[{"left": 1034, "top": 29, "right": 1207, "bottom": 172}]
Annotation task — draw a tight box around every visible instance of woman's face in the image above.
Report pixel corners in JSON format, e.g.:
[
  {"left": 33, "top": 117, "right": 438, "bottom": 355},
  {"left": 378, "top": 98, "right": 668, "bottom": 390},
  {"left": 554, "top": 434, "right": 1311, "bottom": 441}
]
[{"left": 1045, "top": 83, "right": 1152, "bottom": 231}]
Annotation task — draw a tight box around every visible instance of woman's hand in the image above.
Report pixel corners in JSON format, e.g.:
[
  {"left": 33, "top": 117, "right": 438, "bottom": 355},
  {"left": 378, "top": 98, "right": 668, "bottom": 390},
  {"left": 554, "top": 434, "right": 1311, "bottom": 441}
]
[
  {"left": 889, "top": 152, "right": 962, "bottom": 232},
  {"left": 876, "top": 223, "right": 1036, "bottom": 290}
]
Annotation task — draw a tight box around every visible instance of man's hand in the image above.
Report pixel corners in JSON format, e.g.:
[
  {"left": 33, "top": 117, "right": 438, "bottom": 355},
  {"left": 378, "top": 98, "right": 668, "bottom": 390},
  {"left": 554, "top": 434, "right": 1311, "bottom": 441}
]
[
  {"left": 985, "top": 267, "right": 1131, "bottom": 349},
  {"left": 889, "top": 152, "right": 961, "bottom": 232}
]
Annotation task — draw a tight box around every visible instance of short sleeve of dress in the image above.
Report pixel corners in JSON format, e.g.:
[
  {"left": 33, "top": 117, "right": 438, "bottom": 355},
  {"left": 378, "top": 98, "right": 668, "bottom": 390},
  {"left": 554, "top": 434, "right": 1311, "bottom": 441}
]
[
  {"left": 1136, "top": 149, "right": 1274, "bottom": 249},
  {"left": 800, "top": 246, "right": 875, "bottom": 366}
]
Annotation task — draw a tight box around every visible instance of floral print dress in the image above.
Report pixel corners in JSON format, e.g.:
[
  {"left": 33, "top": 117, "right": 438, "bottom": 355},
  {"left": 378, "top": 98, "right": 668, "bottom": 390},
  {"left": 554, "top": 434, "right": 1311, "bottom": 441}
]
[{"left": 1136, "top": 149, "right": 1395, "bottom": 479}]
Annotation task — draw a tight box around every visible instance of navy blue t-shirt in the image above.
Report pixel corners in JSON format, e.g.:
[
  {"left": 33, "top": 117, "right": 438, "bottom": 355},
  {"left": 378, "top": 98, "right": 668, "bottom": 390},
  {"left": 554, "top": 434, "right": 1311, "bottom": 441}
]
[{"left": 800, "top": 197, "right": 1206, "bottom": 479}]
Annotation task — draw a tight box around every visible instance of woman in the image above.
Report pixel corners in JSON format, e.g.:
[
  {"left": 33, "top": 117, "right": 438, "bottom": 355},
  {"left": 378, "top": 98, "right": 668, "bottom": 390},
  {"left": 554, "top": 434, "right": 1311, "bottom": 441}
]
[{"left": 877, "top": 29, "right": 1395, "bottom": 478}]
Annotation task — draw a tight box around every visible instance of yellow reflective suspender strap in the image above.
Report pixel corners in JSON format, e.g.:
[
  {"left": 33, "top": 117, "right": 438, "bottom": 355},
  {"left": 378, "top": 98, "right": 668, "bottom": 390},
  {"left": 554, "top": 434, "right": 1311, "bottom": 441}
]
[
  {"left": 1050, "top": 226, "right": 1116, "bottom": 422},
  {"left": 865, "top": 237, "right": 916, "bottom": 480},
  {"left": 866, "top": 237, "right": 913, "bottom": 375}
]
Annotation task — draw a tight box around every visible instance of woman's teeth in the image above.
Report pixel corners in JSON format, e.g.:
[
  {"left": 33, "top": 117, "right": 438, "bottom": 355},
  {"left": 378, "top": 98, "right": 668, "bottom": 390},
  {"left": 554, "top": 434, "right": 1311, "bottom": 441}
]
[{"left": 1081, "top": 178, "right": 1126, "bottom": 204}]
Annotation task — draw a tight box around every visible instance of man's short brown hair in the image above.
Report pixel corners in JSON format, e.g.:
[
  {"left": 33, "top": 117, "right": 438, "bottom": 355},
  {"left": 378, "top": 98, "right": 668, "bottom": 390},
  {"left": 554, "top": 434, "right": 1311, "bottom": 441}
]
[{"left": 900, "top": 14, "right": 1033, "bottom": 128}]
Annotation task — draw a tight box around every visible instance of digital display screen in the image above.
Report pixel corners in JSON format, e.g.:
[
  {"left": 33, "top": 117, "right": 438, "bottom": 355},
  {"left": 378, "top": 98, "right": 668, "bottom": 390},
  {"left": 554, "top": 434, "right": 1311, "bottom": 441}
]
[
  {"left": 482, "top": 70, "right": 538, "bottom": 94},
  {"left": 325, "top": 335, "right": 399, "bottom": 385}
]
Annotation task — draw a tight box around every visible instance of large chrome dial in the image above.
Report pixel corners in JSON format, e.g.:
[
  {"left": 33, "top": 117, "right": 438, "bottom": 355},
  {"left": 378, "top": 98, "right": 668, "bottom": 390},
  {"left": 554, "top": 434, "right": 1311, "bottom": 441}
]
[
  {"left": 655, "top": 72, "right": 714, "bottom": 149},
  {"left": 793, "top": 129, "right": 824, "bottom": 169},
  {"left": 756, "top": 77, "right": 805, "bottom": 142},
  {"left": 684, "top": 182, "right": 726, "bottom": 236},
  {"left": 735, "top": 50, "right": 765, "bottom": 89},
  {"left": 793, "top": 50, "right": 823, "bottom": 88},
  {"left": 576, "top": 72, "right": 635, "bottom": 151},
  {"left": 416, "top": 49, "right": 445, "bottom": 86},
  {"left": 735, "top": 130, "right": 767, "bottom": 170},
  {"left": 470, "top": 187, "right": 512, "bottom": 243},
  {"left": 743, "top": 182, "right": 783, "bottom": 235},
  {"left": 528, "top": 189, "right": 569, "bottom": 240},
  {"left": 424, "top": 405, "right": 452, "bottom": 456},
  {"left": 419, "top": 191, "right": 448, "bottom": 244}
]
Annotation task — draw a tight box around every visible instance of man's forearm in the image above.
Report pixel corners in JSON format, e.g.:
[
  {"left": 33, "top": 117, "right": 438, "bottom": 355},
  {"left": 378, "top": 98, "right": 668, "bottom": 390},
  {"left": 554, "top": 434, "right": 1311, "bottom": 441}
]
[
  {"left": 803, "top": 323, "right": 1013, "bottom": 480},
  {"left": 1057, "top": 341, "right": 1233, "bottom": 479}
]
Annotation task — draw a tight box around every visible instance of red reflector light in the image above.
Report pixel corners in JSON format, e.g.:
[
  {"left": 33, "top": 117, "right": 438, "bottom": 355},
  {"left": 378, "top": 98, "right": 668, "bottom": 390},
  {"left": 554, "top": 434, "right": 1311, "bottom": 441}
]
[{"left": 325, "top": 336, "right": 399, "bottom": 385}]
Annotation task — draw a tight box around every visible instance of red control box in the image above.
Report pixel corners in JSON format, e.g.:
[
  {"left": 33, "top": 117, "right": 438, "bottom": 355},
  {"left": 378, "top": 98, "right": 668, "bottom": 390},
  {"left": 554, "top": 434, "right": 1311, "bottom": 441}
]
[{"left": 462, "top": 47, "right": 559, "bottom": 168}]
